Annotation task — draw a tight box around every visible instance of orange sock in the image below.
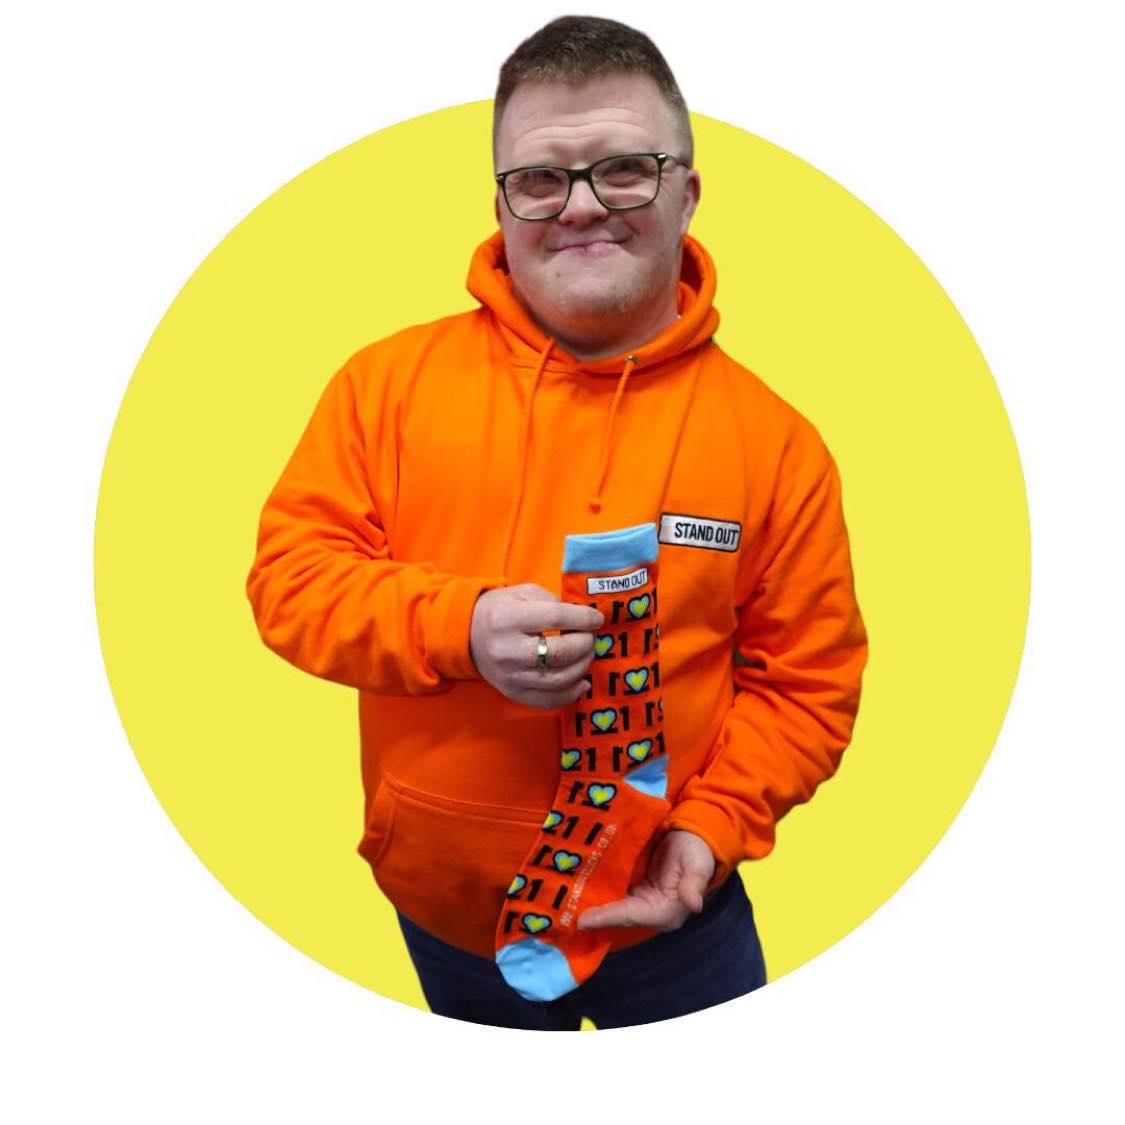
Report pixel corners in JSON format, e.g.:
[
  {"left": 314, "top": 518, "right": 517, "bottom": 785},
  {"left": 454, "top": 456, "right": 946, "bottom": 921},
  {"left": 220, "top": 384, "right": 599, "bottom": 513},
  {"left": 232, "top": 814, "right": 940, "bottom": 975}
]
[{"left": 495, "top": 523, "right": 669, "bottom": 1001}]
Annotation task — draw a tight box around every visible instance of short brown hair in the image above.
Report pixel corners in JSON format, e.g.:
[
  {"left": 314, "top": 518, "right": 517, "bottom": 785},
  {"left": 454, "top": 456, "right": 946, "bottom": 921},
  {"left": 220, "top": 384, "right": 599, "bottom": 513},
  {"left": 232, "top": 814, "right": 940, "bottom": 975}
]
[{"left": 494, "top": 15, "right": 693, "bottom": 164}]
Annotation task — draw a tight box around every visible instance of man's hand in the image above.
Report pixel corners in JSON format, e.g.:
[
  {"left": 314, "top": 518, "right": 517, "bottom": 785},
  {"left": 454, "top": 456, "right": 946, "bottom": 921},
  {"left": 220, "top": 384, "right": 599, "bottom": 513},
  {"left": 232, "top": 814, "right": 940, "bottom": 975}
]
[
  {"left": 470, "top": 584, "right": 604, "bottom": 709},
  {"left": 576, "top": 829, "right": 717, "bottom": 932}
]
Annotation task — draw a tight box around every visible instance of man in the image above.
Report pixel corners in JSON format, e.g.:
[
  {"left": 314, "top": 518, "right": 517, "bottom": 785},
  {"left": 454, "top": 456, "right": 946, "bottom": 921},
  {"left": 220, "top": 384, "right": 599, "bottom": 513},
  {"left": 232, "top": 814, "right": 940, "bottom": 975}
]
[{"left": 246, "top": 15, "right": 867, "bottom": 1029}]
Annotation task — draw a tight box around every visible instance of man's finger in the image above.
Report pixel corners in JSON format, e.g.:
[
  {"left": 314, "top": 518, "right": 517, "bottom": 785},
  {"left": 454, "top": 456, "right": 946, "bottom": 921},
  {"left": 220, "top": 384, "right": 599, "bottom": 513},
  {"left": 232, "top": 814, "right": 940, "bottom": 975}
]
[
  {"left": 505, "top": 583, "right": 560, "bottom": 603},
  {"left": 513, "top": 599, "right": 604, "bottom": 634},
  {"left": 520, "top": 630, "right": 594, "bottom": 673},
  {"left": 577, "top": 896, "right": 687, "bottom": 931},
  {"left": 511, "top": 658, "right": 590, "bottom": 693},
  {"left": 512, "top": 680, "right": 592, "bottom": 711},
  {"left": 576, "top": 898, "right": 645, "bottom": 929}
]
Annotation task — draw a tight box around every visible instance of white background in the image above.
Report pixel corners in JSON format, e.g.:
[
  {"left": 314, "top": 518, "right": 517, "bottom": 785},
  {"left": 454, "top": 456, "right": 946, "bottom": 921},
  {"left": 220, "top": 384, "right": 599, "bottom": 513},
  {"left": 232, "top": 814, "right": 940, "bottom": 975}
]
[{"left": 3, "top": 1, "right": 1122, "bottom": 1120}]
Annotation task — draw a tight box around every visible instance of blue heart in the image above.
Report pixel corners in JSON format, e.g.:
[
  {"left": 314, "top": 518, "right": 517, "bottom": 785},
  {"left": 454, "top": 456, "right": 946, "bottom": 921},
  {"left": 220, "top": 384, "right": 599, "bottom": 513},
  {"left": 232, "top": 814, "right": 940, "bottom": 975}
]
[
  {"left": 627, "top": 739, "right": 652, "bottom": 762},
  {"left": 553, "top": 850, "right": 581, "bottom": 873},
  {"left": 522, "top": 913, "right": 551, "bottom": 934},
  {"left": 507, "top": 874, "right": 527, "bottom": 897},
  {"left": 561, "top": 748, "right": 581, "bottom": 770},
  {"left": 624, "top": 667, "right": 649, "bottom": 692},
  {"left": 627, "top": 594, "right": 651, "bottom": 619},
  {"left": 543, "top": 810, "right": 563, "bottom": 829},
  {"left": 591, "top": 709, "right": 617, "bottom": 732},
  {"left": 587, "top": 783, "right": 617, "bottom": 807}
]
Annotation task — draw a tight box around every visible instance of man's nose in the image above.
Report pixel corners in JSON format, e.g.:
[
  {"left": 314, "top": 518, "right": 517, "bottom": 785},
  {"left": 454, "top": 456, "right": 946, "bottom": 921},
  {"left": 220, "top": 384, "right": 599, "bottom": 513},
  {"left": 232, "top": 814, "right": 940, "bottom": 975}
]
[{"left": 558, "top": 177, "right": 609, "bottom": 224}]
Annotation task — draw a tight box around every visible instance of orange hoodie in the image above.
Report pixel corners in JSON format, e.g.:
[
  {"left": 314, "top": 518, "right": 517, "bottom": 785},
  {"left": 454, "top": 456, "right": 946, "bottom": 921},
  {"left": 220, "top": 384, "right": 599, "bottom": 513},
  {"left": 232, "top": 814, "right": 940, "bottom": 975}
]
[{"left": 246, "top": 231, "right": 867, "bottom": 959}]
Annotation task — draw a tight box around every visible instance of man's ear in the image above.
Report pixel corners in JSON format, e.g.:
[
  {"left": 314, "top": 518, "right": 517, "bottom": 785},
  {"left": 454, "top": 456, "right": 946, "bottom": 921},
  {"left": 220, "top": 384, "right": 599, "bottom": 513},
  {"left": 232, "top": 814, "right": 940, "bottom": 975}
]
[
  {"left": 679, "top": 169, "right": 702, "bottom": 237},
  {"left": 494, "top": 191, "right": 502, "bottom": 226}
]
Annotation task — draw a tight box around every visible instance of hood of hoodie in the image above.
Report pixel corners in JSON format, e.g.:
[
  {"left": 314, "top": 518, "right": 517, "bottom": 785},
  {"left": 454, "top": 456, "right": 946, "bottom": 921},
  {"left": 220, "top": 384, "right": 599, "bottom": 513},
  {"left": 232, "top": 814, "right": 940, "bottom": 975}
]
[
  {"left": 465, "top": 231, "right": 723, "bottom": 559},
  {"left": 466, "top": 230, "right": 721, "bottom": 375}
]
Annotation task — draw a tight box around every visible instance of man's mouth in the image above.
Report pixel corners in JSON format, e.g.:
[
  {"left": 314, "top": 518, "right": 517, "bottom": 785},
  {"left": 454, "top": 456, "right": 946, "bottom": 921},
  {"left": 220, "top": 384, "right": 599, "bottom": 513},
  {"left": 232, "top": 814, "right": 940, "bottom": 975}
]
[{"left": 551, "top": 239, "right": 624, "bottom": 256}]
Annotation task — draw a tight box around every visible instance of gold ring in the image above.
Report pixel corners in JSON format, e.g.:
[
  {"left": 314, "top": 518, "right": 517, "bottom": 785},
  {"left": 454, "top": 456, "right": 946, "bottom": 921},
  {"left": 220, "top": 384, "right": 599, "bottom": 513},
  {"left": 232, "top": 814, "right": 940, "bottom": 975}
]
[{"left": 536, "top": 633, "right": 550, "bottom": 671}]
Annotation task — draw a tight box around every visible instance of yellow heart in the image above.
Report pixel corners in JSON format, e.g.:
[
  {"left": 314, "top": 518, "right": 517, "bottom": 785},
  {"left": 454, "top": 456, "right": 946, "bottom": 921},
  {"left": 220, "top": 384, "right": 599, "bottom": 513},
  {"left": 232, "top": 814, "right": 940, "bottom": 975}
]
[
  {"left": 627, "top": 595, "right": 651, "bottom": 619},
  {"left": 592, "top": 709, "right": 616, "bottom": 732},
  {"left": 624, "top": 668, "right": 649, "bottom": 692},
  {"left": 627, "top": 740, "right": 652, "bottom": 761}
]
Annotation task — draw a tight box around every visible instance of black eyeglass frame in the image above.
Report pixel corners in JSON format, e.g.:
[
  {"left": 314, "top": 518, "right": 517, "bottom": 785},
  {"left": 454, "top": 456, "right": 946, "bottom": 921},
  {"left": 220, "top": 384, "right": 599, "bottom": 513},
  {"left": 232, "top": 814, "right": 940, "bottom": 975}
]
[{"left": 494, "top": 152, "right": 689, "bottom": 221}]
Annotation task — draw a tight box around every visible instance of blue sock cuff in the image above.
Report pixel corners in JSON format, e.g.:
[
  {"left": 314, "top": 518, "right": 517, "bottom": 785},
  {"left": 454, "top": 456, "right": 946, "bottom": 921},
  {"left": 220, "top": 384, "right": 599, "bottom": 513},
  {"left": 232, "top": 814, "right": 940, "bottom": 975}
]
[
  {"left": 623, "top": 755, "right": 668, "bottom": 799},
  {"left": 562, "top": 522, "right": 658, "bottom": 573}
]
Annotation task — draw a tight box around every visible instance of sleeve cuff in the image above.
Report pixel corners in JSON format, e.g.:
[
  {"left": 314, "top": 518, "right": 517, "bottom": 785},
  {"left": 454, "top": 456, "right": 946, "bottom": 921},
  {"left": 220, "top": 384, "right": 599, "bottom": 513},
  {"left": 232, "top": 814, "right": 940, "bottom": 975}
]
[
  {"left": 423, "top": 574, "right": 506, "bottom": 682},
  {"left": 661, "top": 796, "right": 775, "bottom": 892}
]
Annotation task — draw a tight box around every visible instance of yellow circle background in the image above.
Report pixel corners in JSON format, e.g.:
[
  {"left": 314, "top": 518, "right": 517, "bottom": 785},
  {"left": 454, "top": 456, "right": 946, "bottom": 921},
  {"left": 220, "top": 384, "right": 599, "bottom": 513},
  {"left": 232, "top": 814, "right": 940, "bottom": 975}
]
[{"left": 94, "top": 102, "right": 1029, "bottom": 1012}]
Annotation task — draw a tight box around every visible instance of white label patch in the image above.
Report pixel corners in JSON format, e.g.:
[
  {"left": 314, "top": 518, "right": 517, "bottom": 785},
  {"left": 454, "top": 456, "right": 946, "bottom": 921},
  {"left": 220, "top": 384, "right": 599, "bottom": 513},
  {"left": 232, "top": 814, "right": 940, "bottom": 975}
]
[
  {"left": 586, "top": 566, "right": 649, "bottom": 595},
  {"left": 659, "top": 513, "right": 742, "bottom": 552}
]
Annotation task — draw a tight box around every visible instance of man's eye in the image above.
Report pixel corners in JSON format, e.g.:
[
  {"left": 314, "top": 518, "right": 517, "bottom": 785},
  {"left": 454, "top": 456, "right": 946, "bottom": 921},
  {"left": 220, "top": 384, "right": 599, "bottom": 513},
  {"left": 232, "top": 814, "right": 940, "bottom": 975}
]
[
  {"left": 512, "top": 169, "right": 565, "bottom": 196},
  {"left": 599, "top": 157, "right": 653, "bottom": 184}
]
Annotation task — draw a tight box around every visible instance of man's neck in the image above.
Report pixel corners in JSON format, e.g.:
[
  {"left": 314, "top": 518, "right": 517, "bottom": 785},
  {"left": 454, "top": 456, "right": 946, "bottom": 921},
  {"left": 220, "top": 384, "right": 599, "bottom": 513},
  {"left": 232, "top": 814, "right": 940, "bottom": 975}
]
[{"left": 530, "top": 294, "right": 681, "bottom": 362}]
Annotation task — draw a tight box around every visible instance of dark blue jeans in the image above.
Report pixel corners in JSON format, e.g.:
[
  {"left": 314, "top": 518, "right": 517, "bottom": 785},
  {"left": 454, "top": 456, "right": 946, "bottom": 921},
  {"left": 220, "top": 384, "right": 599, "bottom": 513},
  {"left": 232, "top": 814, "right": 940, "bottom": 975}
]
[{"left": 396, "top": 873, "right": 767, "bottom": 1029}]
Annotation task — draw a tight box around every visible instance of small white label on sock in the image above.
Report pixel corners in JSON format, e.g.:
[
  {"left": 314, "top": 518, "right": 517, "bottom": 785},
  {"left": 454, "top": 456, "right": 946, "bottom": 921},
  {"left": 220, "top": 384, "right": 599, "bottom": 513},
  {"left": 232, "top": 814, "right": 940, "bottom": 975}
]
[
  {"left": 659, "top": 513, "right": 742, "bottom": 552},
  {"left": 586, "top": 566, "right": 648, "bottom": 595}
]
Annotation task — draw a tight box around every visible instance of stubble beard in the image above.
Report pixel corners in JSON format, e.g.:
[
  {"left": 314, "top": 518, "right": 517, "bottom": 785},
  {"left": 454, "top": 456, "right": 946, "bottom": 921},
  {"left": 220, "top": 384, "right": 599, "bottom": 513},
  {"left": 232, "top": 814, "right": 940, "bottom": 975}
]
[{"left": 529, "top": 248, "right": 679, "bottom": 347}]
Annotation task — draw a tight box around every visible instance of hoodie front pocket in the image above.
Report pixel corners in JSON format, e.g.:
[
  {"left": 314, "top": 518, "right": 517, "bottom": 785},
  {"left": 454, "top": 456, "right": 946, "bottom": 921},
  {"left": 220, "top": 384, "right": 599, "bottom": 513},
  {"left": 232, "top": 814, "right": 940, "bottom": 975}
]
[{"left": 357, "top": 773, "right": 546, "bottom": 958}]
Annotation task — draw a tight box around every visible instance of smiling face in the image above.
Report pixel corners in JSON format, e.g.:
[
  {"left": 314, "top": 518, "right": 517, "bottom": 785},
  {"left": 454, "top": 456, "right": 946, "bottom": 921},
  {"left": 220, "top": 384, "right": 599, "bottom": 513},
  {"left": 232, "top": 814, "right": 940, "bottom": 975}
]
[{"left": 494, "top": 72, "right": 701, "bottom": 359}]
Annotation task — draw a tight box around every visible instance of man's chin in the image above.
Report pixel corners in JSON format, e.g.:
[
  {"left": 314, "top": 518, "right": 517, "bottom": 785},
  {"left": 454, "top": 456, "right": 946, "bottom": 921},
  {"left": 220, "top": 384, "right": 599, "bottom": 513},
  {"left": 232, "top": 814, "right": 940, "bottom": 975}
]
[
  {"left": 546, "top": 280, "right": 637, "bottom": 321},
  {"left": 554, "top": 306, "right": 635, "bottom": 339}
]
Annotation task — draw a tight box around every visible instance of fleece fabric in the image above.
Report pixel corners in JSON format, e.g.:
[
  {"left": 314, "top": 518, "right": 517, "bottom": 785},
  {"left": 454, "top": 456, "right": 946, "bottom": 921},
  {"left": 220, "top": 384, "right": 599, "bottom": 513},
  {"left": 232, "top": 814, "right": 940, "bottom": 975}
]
[{"left": 245, "top": 230, "right": 868, "bottom": 959}]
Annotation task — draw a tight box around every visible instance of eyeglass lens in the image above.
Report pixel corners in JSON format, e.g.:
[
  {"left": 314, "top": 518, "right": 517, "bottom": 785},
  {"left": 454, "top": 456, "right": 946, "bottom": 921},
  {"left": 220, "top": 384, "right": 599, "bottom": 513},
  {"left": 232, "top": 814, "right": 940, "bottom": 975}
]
[{"left": 504, "top": 154, "right": 662, "bottom": 220}]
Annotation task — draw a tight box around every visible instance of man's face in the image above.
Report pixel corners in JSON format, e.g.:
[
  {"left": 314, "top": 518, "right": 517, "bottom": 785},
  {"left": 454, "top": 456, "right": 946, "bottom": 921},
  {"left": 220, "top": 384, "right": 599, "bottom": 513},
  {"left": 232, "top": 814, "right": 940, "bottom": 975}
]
[{"left": 494, "top": 72, "right": 701, "bottom": 353}]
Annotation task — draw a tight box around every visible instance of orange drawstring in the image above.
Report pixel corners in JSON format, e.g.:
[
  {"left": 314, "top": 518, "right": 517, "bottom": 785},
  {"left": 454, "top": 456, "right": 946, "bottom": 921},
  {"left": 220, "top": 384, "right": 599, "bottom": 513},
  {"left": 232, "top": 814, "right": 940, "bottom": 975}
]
[
  {"left": 587, "top": 354, "right": 637, "bottom": 513},
  {"left": 501, "top": 345, "right": 698, "bottom": 561}
]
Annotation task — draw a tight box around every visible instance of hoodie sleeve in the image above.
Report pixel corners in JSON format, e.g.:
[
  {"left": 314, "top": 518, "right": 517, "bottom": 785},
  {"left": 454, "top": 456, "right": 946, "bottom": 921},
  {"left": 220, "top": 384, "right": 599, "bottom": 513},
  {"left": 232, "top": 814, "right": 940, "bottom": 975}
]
[
  {"left": 245, "top": 354, "right": 505, "bottom": 694},
  {"left": 663, "top": 426, "right": 868, "bottom": 883}
]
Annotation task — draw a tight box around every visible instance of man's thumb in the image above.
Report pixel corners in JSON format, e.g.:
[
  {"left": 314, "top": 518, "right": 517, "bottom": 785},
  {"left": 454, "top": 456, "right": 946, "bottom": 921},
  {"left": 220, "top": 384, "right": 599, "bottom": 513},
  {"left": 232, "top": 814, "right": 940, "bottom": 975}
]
[{"left": 679, "top": 871, "right": 707, "bottom": 914}]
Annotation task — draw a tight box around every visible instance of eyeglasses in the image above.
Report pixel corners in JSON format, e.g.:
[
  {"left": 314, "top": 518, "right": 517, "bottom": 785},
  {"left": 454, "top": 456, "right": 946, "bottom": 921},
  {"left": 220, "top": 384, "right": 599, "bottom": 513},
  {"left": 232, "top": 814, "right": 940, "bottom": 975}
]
[{"left": 495, "top": 152, "right": 688, "bottom": 221}]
